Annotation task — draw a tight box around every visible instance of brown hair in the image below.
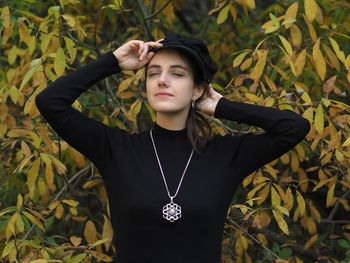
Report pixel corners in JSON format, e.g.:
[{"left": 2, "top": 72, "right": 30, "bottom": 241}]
[{"left": 145, "top": 48, "right": 214, "bottom": 155}]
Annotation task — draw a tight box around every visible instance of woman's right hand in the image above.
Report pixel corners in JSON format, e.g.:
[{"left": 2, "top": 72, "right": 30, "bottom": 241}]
[{"left": 113, "top": 39, "right": 163, "bottom": 71}]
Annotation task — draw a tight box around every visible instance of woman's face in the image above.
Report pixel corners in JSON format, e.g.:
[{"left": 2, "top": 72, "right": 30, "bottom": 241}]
[{"left": 145, "top": 49, "right": 203, "bottom": 114}]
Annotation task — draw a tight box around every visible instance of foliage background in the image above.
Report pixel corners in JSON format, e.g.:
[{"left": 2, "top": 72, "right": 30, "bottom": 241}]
[{"left": 0, "top": 0, "right": 350, "bottom": 262}]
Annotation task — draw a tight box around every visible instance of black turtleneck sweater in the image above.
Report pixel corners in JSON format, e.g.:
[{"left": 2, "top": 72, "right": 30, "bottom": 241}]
[{"left": 35, "top": 51, "right": 310, "bottom": 263}]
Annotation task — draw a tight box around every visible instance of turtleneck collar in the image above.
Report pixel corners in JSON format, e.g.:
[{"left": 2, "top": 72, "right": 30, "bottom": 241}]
[{"left": 151, "top": 121, "right": 188, "bottom": 139}]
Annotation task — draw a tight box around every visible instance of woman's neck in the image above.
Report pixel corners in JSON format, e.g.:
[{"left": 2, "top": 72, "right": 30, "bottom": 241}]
[{"left": 155, "top": 110, "right": 189, "bottom": 130}]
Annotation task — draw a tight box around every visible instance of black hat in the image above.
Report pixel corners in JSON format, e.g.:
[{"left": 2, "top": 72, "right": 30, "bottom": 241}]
[{"left": 148, "top": 33, "right": 217, "bottom": 84}]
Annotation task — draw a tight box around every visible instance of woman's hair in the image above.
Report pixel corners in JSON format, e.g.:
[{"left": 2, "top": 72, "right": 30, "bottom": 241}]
[{"left": 145, "top": 48, "right": 214, "bottom": 155}]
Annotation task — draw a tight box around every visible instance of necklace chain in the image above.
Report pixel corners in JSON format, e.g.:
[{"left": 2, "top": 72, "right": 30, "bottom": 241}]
[{"left": 149, "top": 128, "right": 195, "bottom": 200}]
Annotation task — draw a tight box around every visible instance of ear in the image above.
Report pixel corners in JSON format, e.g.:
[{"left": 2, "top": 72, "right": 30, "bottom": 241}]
[{"left": 192, "top": 83, "right": 205, "bottom": 101}]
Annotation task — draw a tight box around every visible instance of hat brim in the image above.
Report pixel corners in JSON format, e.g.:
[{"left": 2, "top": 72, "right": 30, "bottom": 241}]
[{"left": 148, "top": 45, "right": 207, "bottom": 83}]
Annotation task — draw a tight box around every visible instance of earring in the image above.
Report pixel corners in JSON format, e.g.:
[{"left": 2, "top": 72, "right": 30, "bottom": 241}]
[{"left": 192, "top": 99, "right": 195, "bottom": 109}]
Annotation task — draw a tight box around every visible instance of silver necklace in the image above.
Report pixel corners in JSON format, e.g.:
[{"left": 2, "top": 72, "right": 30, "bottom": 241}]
[{"left": 149, "top": 127, "right": 195, "bottom": 222}]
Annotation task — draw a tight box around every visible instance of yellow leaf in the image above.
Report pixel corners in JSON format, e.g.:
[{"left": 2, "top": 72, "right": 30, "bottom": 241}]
[
  {"left": 302, "top": 107, "right": 313, "bottom": 125},
  {"left": 275, "top": 205, "right": 289, "bottom": 216},
  {"left": 55, "top": 203, "right": 64, "bottom": 219},
  {"left": 309, "top": 205, "right": 321, "bottom": 223},
  {"left": 315, "top": 3, "right": 323, "bottom": 24},
  {"left": 22, "top": 211, "right": 44, "bottom": 230},
  {"left": 326, "top": 182, "right": 336, "bottom": 207},
  {"left": 285, "top": 187, "right": 294, "bottom": 211},
  {"left": 89, "top": 238, "right": 110, "bottom": 249},
  {"left": 1, "top": 6, "right": 10, "bottom": 28},
  {"left": 301, "top": 91, "right": 311, "bottom": 104},
  {"left": 240, "top": 57, "right": 253, "bottom": 71},
  {"left": 279, "top": 35, "right": 293, "bottom": 55},
  {"left": 129, "top": 98, "right": 142, "bottom": 122},
  {"left": 229, "top": 4, "right": 237, "bottom": 21},
  {"left": 329, "top": 37, "right": 346, "bottom": 63},
  {"left": 304, "top": 0, "right": 317, "bottom": 22},
  {"left": 144, "top": 101, "right": 156, "bottom": 122},
  {"left": 342, "top": 136, "right": 350, "bottom": 147},
  {"left": 102, "top": 215, "right": 113, "bottom": 251},
  {"left": 84, "top": 220, "right": 97, "bottom": 244},
  {"left": 20, "top": 64, "right": 39, "bottom": 91},
  {"left": 27, "top": 158, "right": 41, "bottom": 199},
  {"left": 16, "top": 215, "right": 24, "bottom": 233},
  {"left": 6, "top": 212, "right": 18, "bottom": 240},
  {"left": 18, "top": 18, "right": 31, "bottom": 46},
  {"left": 296, "top": 190, "right": 305, "bottom": 216},
  {"left": 247, "top": 182, "right": 266, "bottom": 199},
  {"left": 304, "top": 234, "right": 318, "bottom": 249},
  {"left": 118, "top": 78, "right": 132, "bottom": 93},
  {"left": 303, "top": 14, "right": 317, "bottom": 43},
  {"left": 322, "top": 43, "right": 340, "bottom": 71},
  {"left": 312, "top": 39, "right": 326, "bottom": 80},
  {"left": 62, "top": 14, "right": 76, "bottom": 27},
  {"left": 295, "top": 49, "right": 306, "bottom": 76},
  {"left": 45, "top": 164, "right": 54, "bottom": 190},
  {"left": 284, "top": 2, "right": 298, "bottom": 29},
  {"left": 245, "top": 0, "right": 255, "bottom": 9},
  {"left": 233, "top": 52, "right": 250, "bottom": 68},
  {"left": 265, "top": 26, "right": 278, "bottom": 34},
  {"left": 54, "top": 47, "right": 66, "bottom": 77},
  {"left": 9, "top": 85, "right": 20, "bottom": 104},
  {"left": 16, "top": 194, "right": 23, "bottom": 209},
  {"left": 2, "top": 239, "right": 15, "bottom": 258},
  {"left": 70, "top": 236, "right": 82, "bottom": 247},
  {"left": 250, "top": 49, "right": 268, "bottom": 81},
  {"left": 257, "top": 183, "right": 270, "bottom": 205},
  {"left": 29, "top": 260, "right": 48, "bottom": 263},
  {"left": 41, "top": 32, "right": 54, "bottom": 54},
  {"left": 345, "top": 54, "right": 350, "bottom": 70},
  {"left": 272, "top": 209, "right": 289, "bottom": 235},
  {"left": 271, "top": 186, "right": 281, "bottom": 206},
  {"left": 64, "top": 37, "right": 77, "bottom": 63},
  {"left": 264, "top": 75, "right": 277, "bottom": 92},
  {"left": 270, "top": 63, "right": 290, "bottom": 81},
  {"left": 314, "top": 104, "right": 324, "bottom": 134},
  {"left": 113, "top": 0, "right": 123, "bottom": 9},
  {"left": 51, "top": 156, "right": 67, "bottom": 175},
  {"left": 290, "top": 24, "right": 302, "bottom": 47},
  {"left": 217, "top": 5, "right": 230, "bottom": 24},
  {"left": 62, "top": 199, "right": 79, "bottom": 207}
]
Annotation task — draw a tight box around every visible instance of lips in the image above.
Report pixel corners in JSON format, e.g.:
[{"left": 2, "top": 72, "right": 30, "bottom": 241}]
[{"left": 155, "top": 92, "right": 173, "bottom": 96}]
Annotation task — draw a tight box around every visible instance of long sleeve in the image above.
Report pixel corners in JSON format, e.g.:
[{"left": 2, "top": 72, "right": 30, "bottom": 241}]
[
  {"left": 35, "top": 51, "right": 122, "bottom": 169},
  {"left": 214, "top": 97, "right": 310, "bottom": 179}
]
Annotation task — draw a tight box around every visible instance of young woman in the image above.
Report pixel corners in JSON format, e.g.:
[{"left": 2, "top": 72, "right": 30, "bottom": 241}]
[{"left": 35, "top": 33, "right": 310, "bottom": 262}]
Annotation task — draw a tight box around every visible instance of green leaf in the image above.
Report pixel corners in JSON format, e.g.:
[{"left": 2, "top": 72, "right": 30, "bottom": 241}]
[
  {"left": 279, "top": 247, "right": 293, "bottom": 259},
  {"left": 337, "top": 239, "right": 350, "bottom": 249}
]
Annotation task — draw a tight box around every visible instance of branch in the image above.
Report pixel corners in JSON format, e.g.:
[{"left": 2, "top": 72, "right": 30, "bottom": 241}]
[
  {"left": 250, "top": 227, "right": 328, "bottom": 263},
  {"left": 94, "top": 0, "right": 105, "bottom": 57},
  {"left": 327, "top": 188, "right": 350, "bottom": 221},
  {"left": 21, "top": 164, "right": 93, "bottom": 241},
  {"left": 227, "top": 218, "right": 281, "bottom": 260},
  {"left": 145, "top": 0, "right": 172, "bottom": 20},
  {"left": 135, "top": 0, "right": 152, "bottom": 40}
]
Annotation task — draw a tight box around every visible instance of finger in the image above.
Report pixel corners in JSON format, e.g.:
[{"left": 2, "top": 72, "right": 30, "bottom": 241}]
[
  {"left": 146, "top": 51, "right": 154, "bottom": 61},
  {"left": 138, "top": 42, "right": 146, "bottom": 56},
  {"left": 156, "top": 38, "right": 164, "bottom": 42},
  {"left": 139, "top": 44, "right": 149, "bottom": 61},
  {"left": 145, "top": 41, "right": 163, "bottom": 46}
]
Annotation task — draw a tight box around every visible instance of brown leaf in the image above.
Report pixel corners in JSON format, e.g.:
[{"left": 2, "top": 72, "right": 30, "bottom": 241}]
[{"left": 323, "top": 76, "right": 337, "bottom": 98}]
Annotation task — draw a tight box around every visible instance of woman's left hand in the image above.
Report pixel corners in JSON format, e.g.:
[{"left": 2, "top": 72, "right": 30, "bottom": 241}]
[{"left": 195, "top": 84, "right": 223, "bottom": 116}]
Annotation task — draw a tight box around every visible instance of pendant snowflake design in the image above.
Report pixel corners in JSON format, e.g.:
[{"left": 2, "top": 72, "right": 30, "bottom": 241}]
[{"left": 162, "top": 201, "right": 181, "bottom": 222}]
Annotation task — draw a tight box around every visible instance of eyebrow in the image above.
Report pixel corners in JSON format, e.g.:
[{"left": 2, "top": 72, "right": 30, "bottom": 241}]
[{"left": 147, "top": 64, "right": 188, "bottom": 71}]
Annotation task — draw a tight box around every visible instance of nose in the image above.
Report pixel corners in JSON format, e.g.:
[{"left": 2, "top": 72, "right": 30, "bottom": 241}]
[{"left": 158, "top": 72, "right": 169, "bottom": 87}]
